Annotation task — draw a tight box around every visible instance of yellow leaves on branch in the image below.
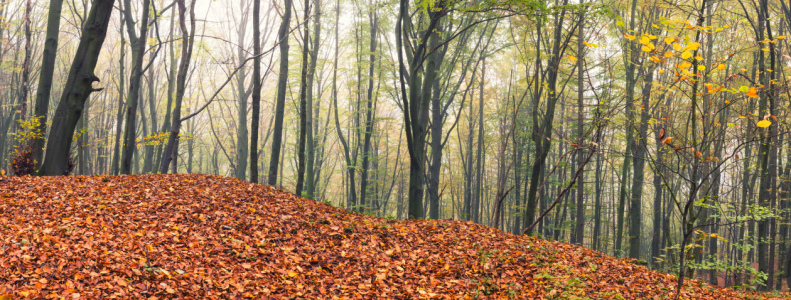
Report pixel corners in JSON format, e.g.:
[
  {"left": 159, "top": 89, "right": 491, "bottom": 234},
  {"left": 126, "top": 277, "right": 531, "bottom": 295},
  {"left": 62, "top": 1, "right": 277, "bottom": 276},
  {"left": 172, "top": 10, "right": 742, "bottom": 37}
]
[
  {"left": 683, "top": 42, "right": 702, "bottom": 51},
  {"left": 681, "top": 51, "right": 693, "bottom": 59},
  {"left": 639, "top": 36, "right": 655, "bottom": 52}
]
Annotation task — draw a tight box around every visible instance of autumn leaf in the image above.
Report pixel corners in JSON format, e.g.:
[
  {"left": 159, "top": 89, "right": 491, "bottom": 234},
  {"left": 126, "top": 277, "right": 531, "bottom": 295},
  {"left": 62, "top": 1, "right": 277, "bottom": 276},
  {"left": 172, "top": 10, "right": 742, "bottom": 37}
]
[
  {"left": 757, "top": 120, "right": 772, "bottom": 128},
  {"left": 746, "top": 87, "right": 759, "bottom": 98}
]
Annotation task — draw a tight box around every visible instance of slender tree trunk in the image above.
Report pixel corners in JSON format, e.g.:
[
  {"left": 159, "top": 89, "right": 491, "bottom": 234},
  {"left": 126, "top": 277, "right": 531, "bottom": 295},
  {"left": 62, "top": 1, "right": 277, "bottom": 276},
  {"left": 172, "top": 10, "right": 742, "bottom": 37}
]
[
  {"left": 571, "top": 3, "right": 585, "bottom": 246},
  {"left": 18, "top": 0, "right": 30, "bottom": 122},
  {"left": 159, "top": 0, "right": 196, "bottom": 174},
  {"left": 120, "top": 0, "right": 152, "bottom": 174},
  {"left": 305, "top": 0, "right": 322, "bottom": 197},
  {"left": 473, "top": 59, "right": 486, "bottom": 224},
  {"left": 250, "top": 0, "right": 262, "bottom": 183},
  {"left": 111, "top": 15, "right": 126, "bottom": 176},
  {"left": 267, "top": 0, "right": 292, "bottom": 186},
  {"left": 155, "top": 15, "right": 176, "bottom": 173},
  {"left": 235, "top": 0, "right": 249, "bottom": 181},
  {"left": 359, "top": 9, "right": 377, "bottom": 211},
  {"left": 294, "top": 0, "right": 311, "bottom": 195}
]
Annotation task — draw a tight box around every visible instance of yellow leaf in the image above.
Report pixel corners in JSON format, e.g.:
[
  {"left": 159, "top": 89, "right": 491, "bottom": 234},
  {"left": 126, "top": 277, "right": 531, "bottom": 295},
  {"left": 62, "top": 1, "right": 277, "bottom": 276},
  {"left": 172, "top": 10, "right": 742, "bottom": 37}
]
[
  {"left": 698, "top": 65, "right": 706, "bottom": 71},
  {"left": 664, "top": 37, "right": 675, "bottom": 44},
  {"left": 288, "top": 271, "right": 298, "bottom": 277},
  {"left": 673, "top": 43, "right": 682, "bottom": 51},
  {"left": 664, "top": 51, "right": 673, "bottom": 58},
  {"left": 684, "top": 42, "right": 701, "bottom": 51},
  {"left": 717, "top": 64, "right": 726, "bottom": 70},
  {"left": 624, "top": 34, "right": 636, "bottom": 40},
  {"left": 757, "top": 120, "right": 772, "bottom": 128},
  {"left": 568, "top": 55, "right": 577, "bottom": 61},
  {"left": 642, "top": 46, "right": 653, "bottom": 52},
  {"left": 681, "top": 51, "right": 692, "bottom": 59}
]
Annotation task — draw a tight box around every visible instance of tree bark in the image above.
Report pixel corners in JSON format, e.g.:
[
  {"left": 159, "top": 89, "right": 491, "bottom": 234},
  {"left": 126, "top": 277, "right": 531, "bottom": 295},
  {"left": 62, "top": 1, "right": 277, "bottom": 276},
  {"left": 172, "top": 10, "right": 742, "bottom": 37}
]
[
  {"left": 267, "top": 0, "right": 292, "bottom": 186},
  {"left": 250, "top": 0, "right": 262, "bottom": 183},
  {"left": 31, "top": 0, "right": 65, "bottom": 168},
  {"left": 38, "top": 0, "right": 116, "bottom": 176},
  {"left": 120, "top": 0, "right": 152, "bottom": 174},
  {"left": 159, "top": 0, "right": 196, "bottom": 174}
]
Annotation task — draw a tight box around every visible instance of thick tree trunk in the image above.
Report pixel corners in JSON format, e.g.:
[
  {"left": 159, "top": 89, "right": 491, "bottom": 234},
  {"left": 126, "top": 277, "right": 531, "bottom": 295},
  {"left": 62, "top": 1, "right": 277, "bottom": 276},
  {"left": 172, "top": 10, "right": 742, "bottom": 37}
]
[
  {"left": 38, "top": 0, "right": 116, "bottom": 176},
  {"left": 31, "top": 0, "right": 64, "bottom": 168}
]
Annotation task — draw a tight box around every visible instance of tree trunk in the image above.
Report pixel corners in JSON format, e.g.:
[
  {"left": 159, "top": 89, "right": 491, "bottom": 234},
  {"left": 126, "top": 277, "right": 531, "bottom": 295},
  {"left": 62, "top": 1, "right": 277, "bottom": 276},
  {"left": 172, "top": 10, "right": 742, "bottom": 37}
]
[
  {"left": 31, "top": 0, "right": 65, "bottom": 168},
  {"left": 571, "top": 4, "right": 585, "bottom": 246},
  {"left": 38, "top": 0, "right": 116, "bottom": 176},
  {"left": 304, "top": 0, "right": 321, "bottom": 197},
  {"left": 267, "top": 0, "right": 291, "bottom": 186},
  {"left": 159, "top": 0, "right": 196, "bottom": 174},
  {"left": 359, "top": 9, "right": 377, "bottom": 210},
  {"left": 250, "top": 0, "right": 262, "bottom": 183},
  {"left": 120, "top": 0, "right": 152, "bottom": 175},
  {"left": 235, "top": 0, "right": 250, "bottom": 181}
]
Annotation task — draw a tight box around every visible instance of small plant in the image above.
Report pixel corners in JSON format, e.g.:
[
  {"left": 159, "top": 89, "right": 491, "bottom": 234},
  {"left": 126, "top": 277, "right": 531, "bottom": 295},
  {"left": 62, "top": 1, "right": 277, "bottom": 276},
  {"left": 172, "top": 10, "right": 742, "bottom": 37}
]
[{"left": 10, "top": 116, "right": 44, "bottom": 176}]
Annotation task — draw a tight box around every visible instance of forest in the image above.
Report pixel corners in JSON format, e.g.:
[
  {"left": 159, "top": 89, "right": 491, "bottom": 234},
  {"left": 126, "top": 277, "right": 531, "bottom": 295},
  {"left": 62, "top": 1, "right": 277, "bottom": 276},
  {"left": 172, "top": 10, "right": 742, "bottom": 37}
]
[{"left": 1, "top": 0, "right": 790, "bottom": 296}]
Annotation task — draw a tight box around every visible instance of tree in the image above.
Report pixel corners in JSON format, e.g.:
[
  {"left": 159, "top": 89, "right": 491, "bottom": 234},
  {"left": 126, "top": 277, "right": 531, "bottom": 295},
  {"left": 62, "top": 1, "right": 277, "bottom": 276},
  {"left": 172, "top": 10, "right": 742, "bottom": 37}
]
[
  {"left": 159, "top": 0, "right": 197, "bottom": 174},
  {"left": 267, "top": 0, "right": 292, "bottom": 186},
  {"left": 38, "top": 0, "right": 116, "bottom": 176},
  {"left": 250, "top": 0, "right": 262, "bottom": 183},
  {"left": 120, "top": 0, "right": 152, "bottom": 174}
]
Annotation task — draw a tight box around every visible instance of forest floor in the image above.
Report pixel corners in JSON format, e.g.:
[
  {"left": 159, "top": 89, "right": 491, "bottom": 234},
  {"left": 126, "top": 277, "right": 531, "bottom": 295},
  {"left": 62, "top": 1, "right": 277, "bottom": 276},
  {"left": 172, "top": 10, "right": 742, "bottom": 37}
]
[{"left": 0, "top": 174, "right": 787, "bottom": 299}]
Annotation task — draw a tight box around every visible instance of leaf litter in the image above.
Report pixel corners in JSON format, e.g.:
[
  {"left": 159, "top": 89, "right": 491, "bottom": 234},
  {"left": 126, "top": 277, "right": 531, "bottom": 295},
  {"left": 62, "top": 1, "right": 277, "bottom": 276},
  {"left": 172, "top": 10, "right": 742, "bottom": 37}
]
[{"left": 0, "top": 174, "right": 786, "bottom": 299}]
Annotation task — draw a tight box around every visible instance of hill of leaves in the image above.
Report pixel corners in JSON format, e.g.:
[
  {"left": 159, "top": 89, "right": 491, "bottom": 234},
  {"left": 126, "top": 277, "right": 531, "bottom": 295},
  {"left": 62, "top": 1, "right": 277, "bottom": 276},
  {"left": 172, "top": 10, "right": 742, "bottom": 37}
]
[{"left": 0, "top": 174, "right": 785, "bottom": 299}]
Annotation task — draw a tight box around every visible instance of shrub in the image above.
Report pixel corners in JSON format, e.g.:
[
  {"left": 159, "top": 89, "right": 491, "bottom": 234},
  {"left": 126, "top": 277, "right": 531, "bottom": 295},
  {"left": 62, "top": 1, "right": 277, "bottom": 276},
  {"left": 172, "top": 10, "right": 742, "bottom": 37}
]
[{"left": 11, "top": 143, "right": 35, "bottom": 176}]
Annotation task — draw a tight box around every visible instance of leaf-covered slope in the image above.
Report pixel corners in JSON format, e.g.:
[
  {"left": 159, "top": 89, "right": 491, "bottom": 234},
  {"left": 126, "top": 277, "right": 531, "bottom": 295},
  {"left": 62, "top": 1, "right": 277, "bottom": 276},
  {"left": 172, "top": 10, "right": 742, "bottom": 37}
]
[{"left": 0, "top": 174, "right": 783, "bottom": 299}]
